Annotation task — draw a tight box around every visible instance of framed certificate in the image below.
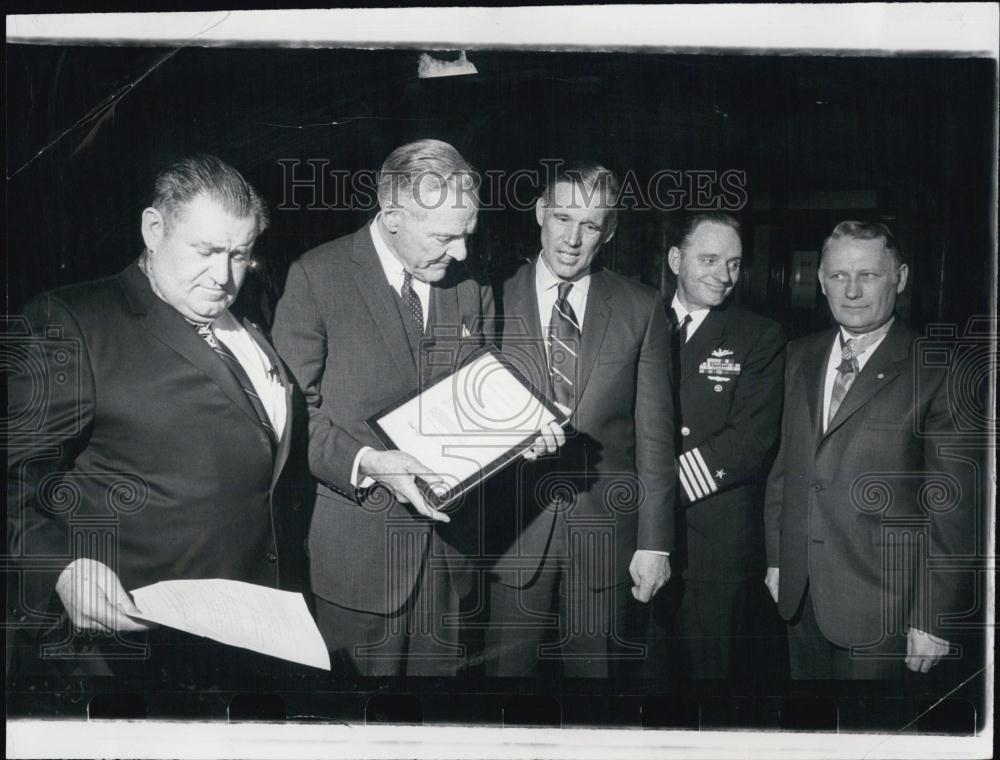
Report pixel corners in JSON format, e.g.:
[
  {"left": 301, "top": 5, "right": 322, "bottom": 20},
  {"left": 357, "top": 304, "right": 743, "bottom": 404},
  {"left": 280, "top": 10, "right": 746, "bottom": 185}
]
[{"left": 366, "top": 344, "right": 568, "bottom": 509}]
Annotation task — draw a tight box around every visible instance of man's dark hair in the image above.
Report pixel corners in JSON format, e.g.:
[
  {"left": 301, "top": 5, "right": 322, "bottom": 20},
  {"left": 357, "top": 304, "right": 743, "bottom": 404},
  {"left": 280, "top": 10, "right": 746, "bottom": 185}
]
[
  {"left": 151, "top": 154, "right": 269, "bottom": 235},
  {"left": 677, "top": 211, "right": 741, "bottom": 251}
]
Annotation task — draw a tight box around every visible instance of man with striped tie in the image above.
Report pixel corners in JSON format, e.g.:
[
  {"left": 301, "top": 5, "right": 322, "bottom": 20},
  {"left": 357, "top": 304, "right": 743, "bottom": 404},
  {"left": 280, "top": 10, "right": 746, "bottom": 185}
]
[
  {"left": 7, "top": 155, "right": 298, "bottom": 686},
  {"left": 484, "top": 161, "right": 676, "bottom": 677},
  {"left": 764, "top": 221, "right": 974, "bottom": 678}
]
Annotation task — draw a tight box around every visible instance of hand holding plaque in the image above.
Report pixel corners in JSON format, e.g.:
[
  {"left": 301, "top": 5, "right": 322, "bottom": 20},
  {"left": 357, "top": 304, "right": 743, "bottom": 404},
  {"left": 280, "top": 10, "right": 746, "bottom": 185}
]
[{"left": 366, "top": 345, "right": 569, "bottom": 512}]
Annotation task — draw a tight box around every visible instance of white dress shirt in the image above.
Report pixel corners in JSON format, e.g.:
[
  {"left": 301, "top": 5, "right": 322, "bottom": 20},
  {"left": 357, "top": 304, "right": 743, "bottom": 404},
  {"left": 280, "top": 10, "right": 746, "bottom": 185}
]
[
  {"left": 535, "top": 255, "right": 591, "bottom": 348},
  {"left": 821, "top": 318, "right": 893, "bottom": 432},
  {"left": 670, "top": 294, "right": 711, "bottom": 342},
  {"left": 213, "top": 310, "right": 288, "bottom": 440}
]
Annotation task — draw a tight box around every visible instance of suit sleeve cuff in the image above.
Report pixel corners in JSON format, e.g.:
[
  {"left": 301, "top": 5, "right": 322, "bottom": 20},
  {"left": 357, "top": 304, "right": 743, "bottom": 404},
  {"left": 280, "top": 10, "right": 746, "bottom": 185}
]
[
  {"left": 677, "top": 447, "right": 719, "bottom": 502},
  {"left": 351, "top": 446, "right": 376, "bottom": 489}
]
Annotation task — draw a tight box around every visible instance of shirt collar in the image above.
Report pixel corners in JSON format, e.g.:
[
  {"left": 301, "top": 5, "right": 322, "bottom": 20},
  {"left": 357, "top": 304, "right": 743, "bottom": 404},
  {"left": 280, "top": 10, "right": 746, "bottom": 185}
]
[
  {"left": 535, "top": 253, "right": 592, "bottom": 295},
  {"left": 670, "top": 293, "right": 711, "bottom": 322},
  {"left": 369, "top": 214, "right": 408, "bottom": 287},
  {"left": 838, "top": 316, "right": 895, "bottom": 350}
]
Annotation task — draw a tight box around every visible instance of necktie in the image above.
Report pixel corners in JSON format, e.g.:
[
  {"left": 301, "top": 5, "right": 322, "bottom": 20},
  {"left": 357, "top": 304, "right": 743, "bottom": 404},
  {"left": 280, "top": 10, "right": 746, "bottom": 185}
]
[
  {"left": 401, "top": 271, "right": 424, "bottom": 332},
  {"left": 674, "top": 312, "right": 692, "bottom": 345},
  {"left": 827, "top": 328, "right": 887, "bottom": 428},
  {"left": 191, "top": 320, "right": 277, "bottom": 447},
  {"left": 826, "top": 334, "right": 858, "bottom": 428},
  {"left": 548, "top": 281, "right": 580, "bottom": 409}
]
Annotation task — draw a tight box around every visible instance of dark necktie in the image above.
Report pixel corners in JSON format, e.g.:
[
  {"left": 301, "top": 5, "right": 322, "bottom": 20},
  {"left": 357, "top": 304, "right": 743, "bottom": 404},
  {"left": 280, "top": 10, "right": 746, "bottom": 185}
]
[
  {"left": 548, "top": 281, "right": 580, "bottom": 409},
  {"left": 401, "top": 271, "right": 424, "bottom": 332},
  {"left": 191, "top": 320, "right": 277, "bottom": 447},
  {"left": 669, "top": 310, "right": 691, "bottom": 448}
]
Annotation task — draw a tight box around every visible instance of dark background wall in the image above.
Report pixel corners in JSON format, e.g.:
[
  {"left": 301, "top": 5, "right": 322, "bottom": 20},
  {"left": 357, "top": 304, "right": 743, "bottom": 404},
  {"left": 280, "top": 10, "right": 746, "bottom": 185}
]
[{"left": 6, "top": 46, "right": 996, "bottom": 338}]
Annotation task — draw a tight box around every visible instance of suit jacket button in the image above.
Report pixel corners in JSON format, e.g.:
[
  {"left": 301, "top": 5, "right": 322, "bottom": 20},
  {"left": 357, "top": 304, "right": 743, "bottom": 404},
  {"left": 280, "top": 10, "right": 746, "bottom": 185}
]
[
  {"left": 266, "top": 550, "right": 277, "bottom": 563},
  {"left": 811, "top": 483, "right": 823, "bottom": 492},
  {"left": 681, "top": 426, "right": 691, "bottom": 437}
]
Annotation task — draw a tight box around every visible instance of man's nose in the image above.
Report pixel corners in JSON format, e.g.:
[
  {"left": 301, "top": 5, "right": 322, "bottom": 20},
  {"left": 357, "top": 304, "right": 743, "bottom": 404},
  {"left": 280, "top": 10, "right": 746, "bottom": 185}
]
[
  {"left": 448, "top": 238, "right": 468, "bottom": 262},
  {"left": 209, "top": 254, "right": 231, "bottom": 285},
  {"left": 845, "top": 276, "right": 862, "bottom": 299},
  {"left": 563, "top": 224, "right": 582, "bottom": 247}
]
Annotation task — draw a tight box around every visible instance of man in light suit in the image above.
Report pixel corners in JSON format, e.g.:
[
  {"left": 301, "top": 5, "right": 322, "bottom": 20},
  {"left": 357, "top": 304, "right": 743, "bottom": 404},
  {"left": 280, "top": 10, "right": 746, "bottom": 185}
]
[
  {"left": 764, "top": 221, "right": 974, "bottom": 679},
  {"left": 659, "top": 212, "right": 785, "bottom": 680},
  {"left": 271, "top": 139, "right": 562, "bottom": 676},
  {"left": 7, "top": 155, "right": 298, "bottom": 685},
  {"left": 484, "top": 161, "right": 675, "bottom": 677}
]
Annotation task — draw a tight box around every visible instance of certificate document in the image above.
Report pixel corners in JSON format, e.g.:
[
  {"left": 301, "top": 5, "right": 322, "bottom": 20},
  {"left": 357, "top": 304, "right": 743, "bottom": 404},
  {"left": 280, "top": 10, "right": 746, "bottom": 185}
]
[{"left": 367, "top": 345, "right": 567, "bottom": 508}]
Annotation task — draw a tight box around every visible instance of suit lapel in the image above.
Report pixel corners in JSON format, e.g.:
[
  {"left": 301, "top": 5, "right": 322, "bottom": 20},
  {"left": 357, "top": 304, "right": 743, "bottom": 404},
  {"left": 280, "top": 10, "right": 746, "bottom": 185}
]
[
  {"left": 350, "top": 226, "right": 418, "bottom": 380},
  {"left": 503, "top": 261, "right": 550, "bottom": 397},
  {"left": 803, "top": 329, "right": 836, "bottom": 443},
  {"left": 242, "top": 318, "right": 293, "bottom": 483},
  {"left": 123, "top": 263, "right": 264, "bottom": 431},
  {"left": 822, "top": 321, "right": 908, "bottom": 440},
  {"left": 576, "top": 270, "right": 612, "bottom": 406},
  {"left": 680, "top": 307, "right": 726, "bottom": 383}
]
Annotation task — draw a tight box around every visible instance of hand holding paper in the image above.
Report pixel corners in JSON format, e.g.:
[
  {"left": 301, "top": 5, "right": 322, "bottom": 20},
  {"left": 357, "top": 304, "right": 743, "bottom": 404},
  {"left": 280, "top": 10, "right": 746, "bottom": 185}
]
[{"left": 129, "top": 579, "right": 330, "bottom": 670}]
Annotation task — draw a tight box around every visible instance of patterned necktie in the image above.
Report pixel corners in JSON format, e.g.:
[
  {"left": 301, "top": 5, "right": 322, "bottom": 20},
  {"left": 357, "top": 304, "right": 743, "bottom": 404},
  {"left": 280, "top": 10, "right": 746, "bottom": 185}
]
[
  {"left": 191, "top": 320, "right": 277, "bottom": 446},
  {"left": 827, "top": 334, "right": 857, "bottom": 428},
  {"left": 827, "top": 328, "right": 886, "bottom": 428},
  {"left": 401, "top": 271, "right": 424, "bottom": 332},
  {"left": 548, "top": 281, "right": 580, "bottom": 409}
]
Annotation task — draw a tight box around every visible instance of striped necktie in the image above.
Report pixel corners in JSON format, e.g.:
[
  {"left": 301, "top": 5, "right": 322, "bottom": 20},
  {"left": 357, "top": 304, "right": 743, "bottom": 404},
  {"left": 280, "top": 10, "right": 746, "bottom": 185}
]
[
  {"left": 827, "top": 334, "right": 857, "bottom": 428},
  {"left": 548, "top": 281, "right": 580, "bottom": 409},
  {"left": 401, "top": 271, "right": 424, "bottom": 332},
  {"left": 191, "top": 320, "right": 277, "bottom": 447}
]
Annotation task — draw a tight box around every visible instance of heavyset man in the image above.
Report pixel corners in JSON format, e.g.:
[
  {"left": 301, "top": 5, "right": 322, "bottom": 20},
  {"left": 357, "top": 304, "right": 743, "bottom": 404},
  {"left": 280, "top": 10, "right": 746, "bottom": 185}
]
[{"left": 8, "top": 155, "right": 297, "bottom": 683}]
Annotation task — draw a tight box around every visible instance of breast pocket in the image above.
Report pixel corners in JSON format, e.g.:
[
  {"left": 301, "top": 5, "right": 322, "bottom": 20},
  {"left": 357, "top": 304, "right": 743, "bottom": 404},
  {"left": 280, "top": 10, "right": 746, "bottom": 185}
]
[{"left": 598, "top": 348, "right": 638, "bottom": 366}]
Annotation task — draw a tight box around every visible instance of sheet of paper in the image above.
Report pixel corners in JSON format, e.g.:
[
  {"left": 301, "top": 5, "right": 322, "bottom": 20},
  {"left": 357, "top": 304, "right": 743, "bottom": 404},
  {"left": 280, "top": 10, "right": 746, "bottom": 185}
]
[
  {"left": 130, "top": 579, "right": 330, "bottom": 671},
  {"left": 377, "top": 351, "right": 559, "bottom": 495}
]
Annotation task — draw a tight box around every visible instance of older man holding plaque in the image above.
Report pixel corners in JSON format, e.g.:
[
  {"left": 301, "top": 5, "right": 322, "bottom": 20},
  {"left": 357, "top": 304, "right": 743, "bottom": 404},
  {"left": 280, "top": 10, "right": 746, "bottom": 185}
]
[{"left": 272, "top": 139, "right": 562, "bottom": 676}]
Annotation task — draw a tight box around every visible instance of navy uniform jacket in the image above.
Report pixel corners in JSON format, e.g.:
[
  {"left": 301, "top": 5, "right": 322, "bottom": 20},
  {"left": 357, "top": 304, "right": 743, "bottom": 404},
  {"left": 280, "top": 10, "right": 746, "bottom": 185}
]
[{"left": 674, "top": 301, "right": 785, "bottom": 581}]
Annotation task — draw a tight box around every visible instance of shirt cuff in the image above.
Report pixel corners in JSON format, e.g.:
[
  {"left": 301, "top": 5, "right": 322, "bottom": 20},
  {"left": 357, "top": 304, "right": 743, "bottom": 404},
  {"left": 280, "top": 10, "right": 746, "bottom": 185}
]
[
  {"left": 643, "top": 550, "right": 670, "bottom": 557},
  {"left": 351, "top": 446, "right": 376, "bottom": 489}
]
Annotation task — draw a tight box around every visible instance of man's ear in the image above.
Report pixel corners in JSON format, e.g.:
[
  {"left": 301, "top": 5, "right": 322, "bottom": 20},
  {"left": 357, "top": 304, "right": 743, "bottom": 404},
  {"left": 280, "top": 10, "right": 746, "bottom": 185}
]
[
  {"left": 896, "top": 263, "right": 909, "bottom": 294},
  {"left": 141, "top": 207, "right": 165, "bottom": 252},
  {"left": 535, "top": 197, "right": 546, "bottom": 228},
  {"left": 668, "top": 246, "right": 682, "bottom": 276},
  {"left": 602, "top": 216, "right": 617, "bottom": 245},
  {"left": 817, "top": 264, "right": 828, "bottom": 297},
  {"left": 381, "top": 205, "right": 403, "bottom": 234}
]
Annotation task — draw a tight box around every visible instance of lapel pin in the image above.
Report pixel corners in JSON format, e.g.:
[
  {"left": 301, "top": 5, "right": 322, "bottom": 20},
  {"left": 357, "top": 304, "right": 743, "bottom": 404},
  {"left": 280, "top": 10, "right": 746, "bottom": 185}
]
[{"left": 877, "top": 373, "right": 884, "bottom": 379}]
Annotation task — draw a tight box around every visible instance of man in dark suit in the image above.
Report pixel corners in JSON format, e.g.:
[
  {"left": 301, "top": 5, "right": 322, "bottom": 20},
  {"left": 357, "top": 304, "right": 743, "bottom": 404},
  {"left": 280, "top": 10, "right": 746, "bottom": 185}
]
[
  {"left": 7, "top": 155, "right": 297, "bottom": 685},
  {"left": 484, "top": 161, "right": 675, "bottom": 677},
  {"left": 764, "top": 221, "right": 974, "bottom": 679},
  {"left": 271, "top": 139, "right": 562, "bottom": 677},
  {"left": 658, "top": 212, "right": 785, "bottom": 679}
]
